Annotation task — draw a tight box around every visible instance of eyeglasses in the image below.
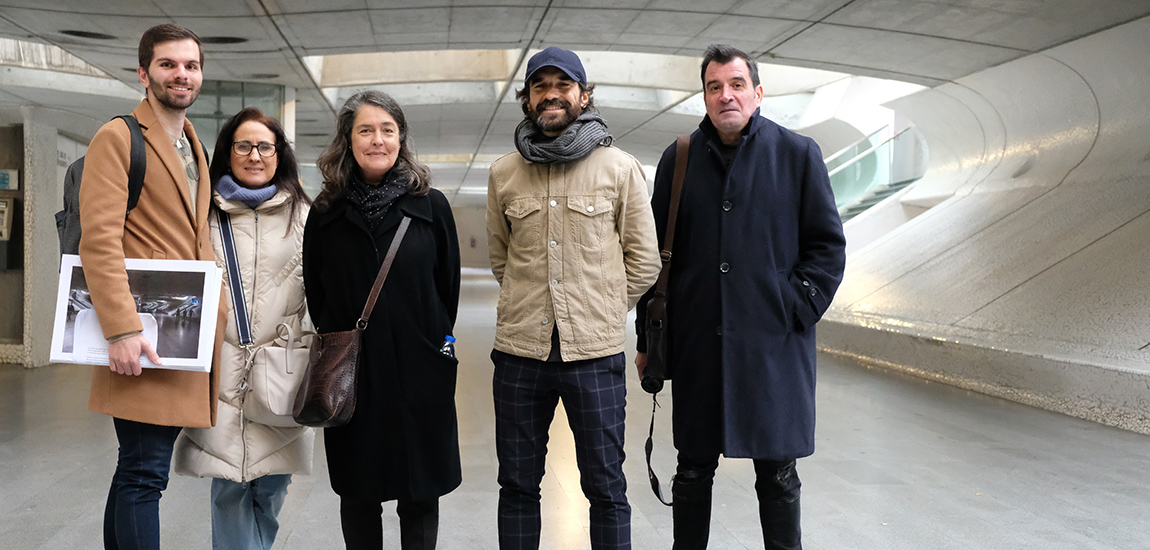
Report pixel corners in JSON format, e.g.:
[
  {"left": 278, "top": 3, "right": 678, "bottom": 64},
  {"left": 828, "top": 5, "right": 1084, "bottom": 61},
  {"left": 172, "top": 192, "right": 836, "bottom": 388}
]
[{"left": 232, "top": 141, "right": 277, "bottom": 157}]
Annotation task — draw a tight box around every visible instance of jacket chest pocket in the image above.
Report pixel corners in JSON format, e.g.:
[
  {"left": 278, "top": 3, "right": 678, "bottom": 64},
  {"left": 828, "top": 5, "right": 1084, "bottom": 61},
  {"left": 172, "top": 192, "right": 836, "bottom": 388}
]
[
  {"left": 504, "top": 197, "right": 543, "bottom": 251},
  {"left": 566, "top": 195, "right": 613, "bottom": 248}
]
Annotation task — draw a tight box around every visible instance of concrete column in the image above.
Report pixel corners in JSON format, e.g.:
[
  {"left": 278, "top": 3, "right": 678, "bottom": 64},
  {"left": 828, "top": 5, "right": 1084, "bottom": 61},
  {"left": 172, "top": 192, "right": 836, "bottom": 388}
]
[
  {"left": 20, "top": 107, "right": 60, "bottom": 367},
  {"left": 283, "top": 86, "right": 296, "bottom": 143}
]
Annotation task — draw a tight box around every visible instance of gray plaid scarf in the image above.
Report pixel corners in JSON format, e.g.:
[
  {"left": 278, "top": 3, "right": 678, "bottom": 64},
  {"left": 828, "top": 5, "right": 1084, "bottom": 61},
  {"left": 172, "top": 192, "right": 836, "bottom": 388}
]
[{"left": 514, "top": 111, "right": 613, "bottom": 164}]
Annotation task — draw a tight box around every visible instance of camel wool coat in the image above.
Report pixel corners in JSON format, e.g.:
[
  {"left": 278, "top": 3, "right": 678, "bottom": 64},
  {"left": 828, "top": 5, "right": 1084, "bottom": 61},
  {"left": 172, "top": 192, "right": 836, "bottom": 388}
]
[{"left": 78, "top": 98, "right": 225, "bottom": 429}]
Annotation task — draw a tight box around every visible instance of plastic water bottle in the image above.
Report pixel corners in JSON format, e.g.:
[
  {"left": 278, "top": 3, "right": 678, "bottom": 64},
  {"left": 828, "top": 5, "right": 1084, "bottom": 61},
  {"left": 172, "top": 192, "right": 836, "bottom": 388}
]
[{"left": 439, "top": 335, "right": 456, "bottom": 359}]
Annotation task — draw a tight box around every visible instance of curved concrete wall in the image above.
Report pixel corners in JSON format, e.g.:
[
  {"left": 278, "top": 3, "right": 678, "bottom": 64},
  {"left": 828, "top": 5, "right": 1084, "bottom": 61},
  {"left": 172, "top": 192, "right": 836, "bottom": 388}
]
[{"left": 820, "top": 16, "right": 1150, "bottom": 433}]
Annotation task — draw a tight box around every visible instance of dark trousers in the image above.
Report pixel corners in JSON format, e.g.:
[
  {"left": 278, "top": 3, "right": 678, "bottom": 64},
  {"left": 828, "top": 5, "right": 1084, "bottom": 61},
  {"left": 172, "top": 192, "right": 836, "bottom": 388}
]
[
  {"left": 672, "top": 452, "right": 802, "bottom": 550},
  {"left": 491, "top": 350, "right": 631, "bottom": 550},
  {"left": 339, "top": 497, "right": 439, "bottom": 549},
  {"left": 103, "top": 417, "right": 182, "bottom": 550}
]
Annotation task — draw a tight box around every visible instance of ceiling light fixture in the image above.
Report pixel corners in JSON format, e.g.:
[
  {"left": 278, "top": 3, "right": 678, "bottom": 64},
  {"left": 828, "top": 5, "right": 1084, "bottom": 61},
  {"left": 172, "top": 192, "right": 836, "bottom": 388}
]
[
  {"left": 61, "top": 30, "right": 116, "bottom": 40},
  {"left": 200, "top": 36, "right": 248, "bottom": 44}
]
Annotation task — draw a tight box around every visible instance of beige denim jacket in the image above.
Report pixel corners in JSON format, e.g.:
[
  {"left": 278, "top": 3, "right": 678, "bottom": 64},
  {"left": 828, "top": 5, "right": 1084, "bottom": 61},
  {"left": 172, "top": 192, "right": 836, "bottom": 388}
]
[{"left": 487, "top": 145, "right": 661, "bottom": 361}]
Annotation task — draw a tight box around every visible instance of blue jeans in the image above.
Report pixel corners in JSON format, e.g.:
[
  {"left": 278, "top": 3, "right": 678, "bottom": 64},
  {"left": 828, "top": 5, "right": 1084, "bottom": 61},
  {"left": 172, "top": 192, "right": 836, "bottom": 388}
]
[
  {"left": 492, "top": 350, "right": 631, "bottom": 550},
  {"left": 103, "top": 417, "right": 182, "bottom": 550},
  {"left": 211, "top": 475, "right": 292, "bottom": 550}
]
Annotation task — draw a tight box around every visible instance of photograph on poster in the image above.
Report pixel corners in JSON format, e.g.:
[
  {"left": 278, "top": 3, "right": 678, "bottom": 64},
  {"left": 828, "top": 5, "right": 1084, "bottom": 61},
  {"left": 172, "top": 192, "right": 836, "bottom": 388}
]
[{"left": 50, "top": 254, "right": 222, "bottom": 371}]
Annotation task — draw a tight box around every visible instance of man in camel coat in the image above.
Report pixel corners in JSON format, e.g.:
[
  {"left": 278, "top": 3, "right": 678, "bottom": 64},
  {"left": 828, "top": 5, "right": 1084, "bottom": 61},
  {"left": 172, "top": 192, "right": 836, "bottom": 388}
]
[{"left": 77, "top": 23, "right": 226, "bottom": 549}]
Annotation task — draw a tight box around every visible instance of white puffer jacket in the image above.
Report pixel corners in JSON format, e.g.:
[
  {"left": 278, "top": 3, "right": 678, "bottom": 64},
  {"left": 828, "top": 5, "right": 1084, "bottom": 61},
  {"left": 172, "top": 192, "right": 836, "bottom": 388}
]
[{"left": 173, "top": 188, "right": 314, "bottom": 482}]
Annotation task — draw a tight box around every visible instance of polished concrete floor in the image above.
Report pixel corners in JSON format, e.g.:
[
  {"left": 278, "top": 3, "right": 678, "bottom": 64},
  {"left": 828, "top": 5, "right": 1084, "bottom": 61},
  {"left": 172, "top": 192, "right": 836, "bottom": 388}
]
[{"left": 2, "top": 274, "right": 1149, "bottom": 549}]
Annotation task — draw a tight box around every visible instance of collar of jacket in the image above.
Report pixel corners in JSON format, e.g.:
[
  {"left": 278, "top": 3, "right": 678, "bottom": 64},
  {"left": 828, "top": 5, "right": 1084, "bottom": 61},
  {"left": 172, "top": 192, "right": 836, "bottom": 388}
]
[
  {"left": 698, "top": 107, "right": 767, "bottom": 149},
  {"left": 313, "top": 188, "right": 432, "bottom": 233}
]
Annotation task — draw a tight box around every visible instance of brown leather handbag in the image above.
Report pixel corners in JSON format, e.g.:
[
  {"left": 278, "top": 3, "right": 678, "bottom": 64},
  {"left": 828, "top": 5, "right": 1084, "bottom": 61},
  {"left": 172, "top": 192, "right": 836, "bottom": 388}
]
[{"left": 292, "top": 216, "right": 411, "bottom": 428}]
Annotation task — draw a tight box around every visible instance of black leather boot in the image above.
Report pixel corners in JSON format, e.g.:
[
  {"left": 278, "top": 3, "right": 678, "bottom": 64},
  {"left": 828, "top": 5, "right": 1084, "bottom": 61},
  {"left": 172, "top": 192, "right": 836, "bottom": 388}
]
[
  {"left": 755, "top": 460, "right": 802, "bottom": 550},
  {"left": 671, "top": 469, "right": 714, "bottom": 550}
]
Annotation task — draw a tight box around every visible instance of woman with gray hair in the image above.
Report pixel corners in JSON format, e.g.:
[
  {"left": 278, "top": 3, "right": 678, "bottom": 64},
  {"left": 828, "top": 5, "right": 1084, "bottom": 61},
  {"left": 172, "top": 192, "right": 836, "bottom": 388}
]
[{"left": 302, "top": 90, "right": 462, "bottom": 549}]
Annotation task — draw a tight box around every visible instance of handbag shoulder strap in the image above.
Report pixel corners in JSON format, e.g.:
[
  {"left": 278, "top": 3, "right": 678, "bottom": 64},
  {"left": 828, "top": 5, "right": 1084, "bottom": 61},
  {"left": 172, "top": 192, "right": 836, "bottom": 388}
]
[
  {"left": 357, "top": 216, "right": 412, "bottom": 329},
  {"left": 217, "top": 209, "right": 253, "bottom": 347},
  {"left": 643, "top": 137, "right": 689, "bottom": 506},
  {"left": 653, "top": 135, "right": 690, "bottom": 298}
]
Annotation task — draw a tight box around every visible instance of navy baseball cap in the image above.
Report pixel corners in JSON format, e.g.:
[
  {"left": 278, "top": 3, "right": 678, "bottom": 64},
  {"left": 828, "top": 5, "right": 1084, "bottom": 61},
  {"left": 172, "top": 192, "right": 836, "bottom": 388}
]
[{"left": 524, "top": 47, "right": 586, "bottom": 85}]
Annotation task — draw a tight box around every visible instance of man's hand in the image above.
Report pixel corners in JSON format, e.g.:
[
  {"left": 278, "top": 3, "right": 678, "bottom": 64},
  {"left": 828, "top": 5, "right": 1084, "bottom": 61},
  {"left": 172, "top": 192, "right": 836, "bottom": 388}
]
[
  {"left": 107, "top": 334, "right": 161, "bottom": 376},
  {"left": 635, "top": 352, "right": 647, "bottom": 379}
]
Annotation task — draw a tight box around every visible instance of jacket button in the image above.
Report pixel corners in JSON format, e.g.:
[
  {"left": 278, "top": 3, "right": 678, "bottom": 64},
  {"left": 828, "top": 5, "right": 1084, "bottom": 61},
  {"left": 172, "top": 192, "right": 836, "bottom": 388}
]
[
  {"left": 550, "top": 200, "right": 557, "bottom": 207},
  {"left": 802, "top": 280, "right": 810, "bottom": 286},
  {"left": 550, "top": 240, "right": 557, "bottom": 248},
  {"left": 551, "top": 279, "right": 558, "bottom": 286},
  {"left": 586, "top": 205, "right": 595, "bottom": 213},
  {"left": 536, "top": 349, "right": 544, "bottom": 357},
  {"left": 542, "top": 317, "right": 549, "bottom": 325},
  {"left": 719, "top": 262, "right": 729, "bottom": 273},
  {"left": 722, "top": 201, "right": 732, "bottom": 211},
  {"left": 810, "top": 288, "right": 818, "bottom": 296}
]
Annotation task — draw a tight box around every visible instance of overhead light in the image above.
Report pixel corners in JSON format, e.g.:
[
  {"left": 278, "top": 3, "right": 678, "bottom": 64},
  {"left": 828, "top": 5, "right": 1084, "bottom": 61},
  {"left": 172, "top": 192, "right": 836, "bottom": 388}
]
[
  {"left": 245, "top": 73, "right": 279, "bottom": 79},
  {"left": 61, "top": 30, "right": 116, "bottom": 40},
  {"left": 200, "top": 36, "right": 248, "bottom": 44}
]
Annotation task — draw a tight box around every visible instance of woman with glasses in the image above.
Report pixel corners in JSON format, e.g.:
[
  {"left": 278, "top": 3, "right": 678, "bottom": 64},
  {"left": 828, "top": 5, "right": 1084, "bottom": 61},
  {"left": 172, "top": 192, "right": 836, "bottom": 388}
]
[{"left": 173, "top": 107, "right": 313, "bottom": 550}]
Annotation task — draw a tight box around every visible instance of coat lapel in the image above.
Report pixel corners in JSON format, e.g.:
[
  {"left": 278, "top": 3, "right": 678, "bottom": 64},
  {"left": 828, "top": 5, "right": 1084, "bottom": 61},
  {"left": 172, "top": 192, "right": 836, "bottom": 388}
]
[
  {"left": 133, "top": 99, "right": 197, "bottom": 230},
  {"left": 183, "top": 119, "right": 213, "bottom": 248}
]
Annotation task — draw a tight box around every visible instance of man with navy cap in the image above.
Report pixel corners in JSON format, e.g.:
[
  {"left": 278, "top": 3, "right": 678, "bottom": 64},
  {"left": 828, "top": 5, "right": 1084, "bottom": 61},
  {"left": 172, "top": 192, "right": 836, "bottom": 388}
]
[{"left": 486, "top": 46, "right": 661, "bottom": 550}]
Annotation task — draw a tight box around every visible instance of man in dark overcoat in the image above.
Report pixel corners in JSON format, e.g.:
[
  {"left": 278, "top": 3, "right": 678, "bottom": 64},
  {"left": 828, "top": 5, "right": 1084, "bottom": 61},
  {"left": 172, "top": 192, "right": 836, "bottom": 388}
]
[{"left": 636, "top": 44, "right": 846, "bottom": 550}]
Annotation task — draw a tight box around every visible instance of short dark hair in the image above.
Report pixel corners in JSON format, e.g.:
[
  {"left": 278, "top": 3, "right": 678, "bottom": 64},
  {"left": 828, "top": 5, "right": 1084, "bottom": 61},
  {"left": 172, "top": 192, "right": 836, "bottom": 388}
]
[
  {"left": 700, "top": 44, "right": 759, "bottom": 88},
  {"left": 313, "top": 90, "right": 431, "bottom": 212},
  {"left": 138, "top": 24, "right": 202, "bottom": 70},
  {"left": 209, "top": 108, "right": 311, "bottom": 231},
  {"left": 513, "top": 79, "right": 596, "bottom": 117}
]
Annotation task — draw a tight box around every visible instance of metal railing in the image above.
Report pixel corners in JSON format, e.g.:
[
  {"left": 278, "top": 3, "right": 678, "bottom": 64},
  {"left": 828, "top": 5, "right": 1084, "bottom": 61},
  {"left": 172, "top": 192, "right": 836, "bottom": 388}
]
[{"left": 827, "top": 126, "right": 915, "bottom": 211}]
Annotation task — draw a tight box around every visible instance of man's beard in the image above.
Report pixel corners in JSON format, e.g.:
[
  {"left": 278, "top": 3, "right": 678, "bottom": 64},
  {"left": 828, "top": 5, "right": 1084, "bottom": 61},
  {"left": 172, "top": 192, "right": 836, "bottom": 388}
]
[
  {"left": 532, "top": 98, "right": 581, "bottom": 133},
  {"left": 148, "top": 76, "right": 199, "bottom": 111}
]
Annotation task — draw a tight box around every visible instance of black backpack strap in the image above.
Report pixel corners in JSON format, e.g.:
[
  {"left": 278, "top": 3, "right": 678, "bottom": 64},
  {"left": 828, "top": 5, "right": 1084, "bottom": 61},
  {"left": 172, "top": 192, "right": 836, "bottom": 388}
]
[
  {"left": 114, "top": 115, "right": 146, "bottom": 215},
  {"left": 199, "top": 139, "right": 209, "bottom": 166}
]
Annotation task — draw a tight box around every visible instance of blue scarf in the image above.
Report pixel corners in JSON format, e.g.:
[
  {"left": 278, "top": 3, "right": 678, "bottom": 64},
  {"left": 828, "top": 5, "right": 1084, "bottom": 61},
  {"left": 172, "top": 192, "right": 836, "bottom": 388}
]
[{"left": 216, "top": 174, "right": 278, "bottom": 209}]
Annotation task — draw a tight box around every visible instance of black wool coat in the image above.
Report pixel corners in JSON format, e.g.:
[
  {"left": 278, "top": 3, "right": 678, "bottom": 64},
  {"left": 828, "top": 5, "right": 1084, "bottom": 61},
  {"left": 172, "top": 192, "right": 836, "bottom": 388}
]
[
  {"left": 303, "top": 187, "right": 461, "bottom": 501},
  {"left": 638, "top": 111, "right": 846, "bottom": 461}
]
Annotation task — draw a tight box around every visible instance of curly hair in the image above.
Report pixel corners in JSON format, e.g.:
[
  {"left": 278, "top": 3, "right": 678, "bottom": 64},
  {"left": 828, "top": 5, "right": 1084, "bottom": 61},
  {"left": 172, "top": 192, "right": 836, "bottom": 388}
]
[
  {"left": 514, "top": 81, "right": 596, "bottom": 117},
  {"left": 313, "top": 90, "right": 431, "bottom": 212}
]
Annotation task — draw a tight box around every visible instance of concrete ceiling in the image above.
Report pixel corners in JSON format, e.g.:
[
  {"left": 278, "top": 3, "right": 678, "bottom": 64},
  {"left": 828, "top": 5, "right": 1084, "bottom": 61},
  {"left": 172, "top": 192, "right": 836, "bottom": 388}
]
[{"left": 2, "top": 0, "right": 1148, "bottom": 206}]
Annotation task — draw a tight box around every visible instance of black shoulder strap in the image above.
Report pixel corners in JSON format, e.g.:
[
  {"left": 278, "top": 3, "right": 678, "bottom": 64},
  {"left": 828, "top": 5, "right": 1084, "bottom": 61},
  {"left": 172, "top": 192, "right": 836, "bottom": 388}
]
[
  {"left": 217, "top": 209, "right": 254, "bottom": 347},
  {"left": 114, "top": 115, "right": 146, "bottom": 215},
  {"left": 643, "top": 135, "right": 692, "bottom": 508}
]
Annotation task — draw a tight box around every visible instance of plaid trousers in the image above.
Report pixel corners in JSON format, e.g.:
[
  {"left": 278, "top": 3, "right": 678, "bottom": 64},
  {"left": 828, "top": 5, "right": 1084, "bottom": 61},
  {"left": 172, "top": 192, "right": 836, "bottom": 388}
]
[{"left": 491, "top": 350, "right": 631, "bottom": 550}]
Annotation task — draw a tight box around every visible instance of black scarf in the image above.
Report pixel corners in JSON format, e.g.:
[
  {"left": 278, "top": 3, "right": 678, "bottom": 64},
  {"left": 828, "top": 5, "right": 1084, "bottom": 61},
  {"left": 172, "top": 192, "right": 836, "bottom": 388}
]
[
  {"left": 345, "top": 170, "right": 407, "bottom": 230},
  {"left": 514, "top": 111, "right": 613, "bottom": 164}
]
